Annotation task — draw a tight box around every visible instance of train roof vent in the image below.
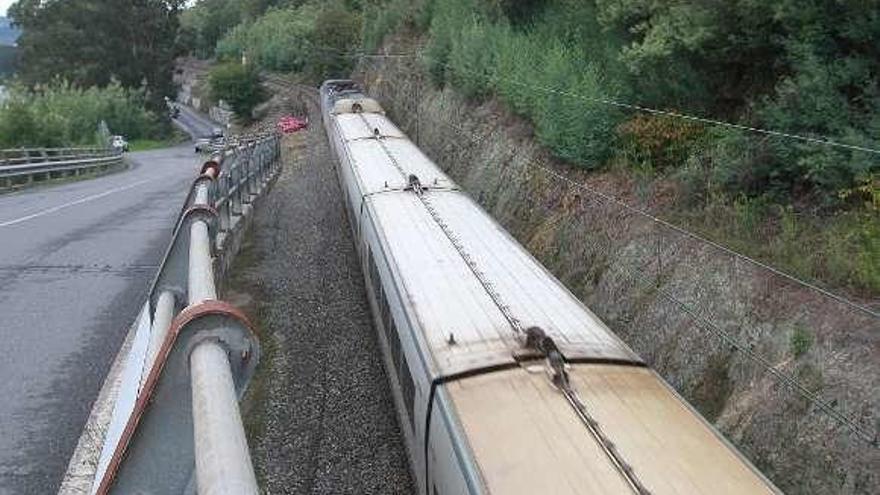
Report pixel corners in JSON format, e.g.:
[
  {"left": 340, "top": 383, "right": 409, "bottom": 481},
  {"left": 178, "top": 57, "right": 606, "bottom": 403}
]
[
  {"left": 332, "top": 97, "right": 385, "bottom": 115},
  {"left": 407, "top": 174, "right": 424, "bottom": 195}
]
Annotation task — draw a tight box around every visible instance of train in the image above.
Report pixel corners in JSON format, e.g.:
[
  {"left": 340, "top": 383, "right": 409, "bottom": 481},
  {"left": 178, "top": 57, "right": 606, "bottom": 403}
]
[{"left": 320, "top": 79, "right": 780, "bottom": 495}]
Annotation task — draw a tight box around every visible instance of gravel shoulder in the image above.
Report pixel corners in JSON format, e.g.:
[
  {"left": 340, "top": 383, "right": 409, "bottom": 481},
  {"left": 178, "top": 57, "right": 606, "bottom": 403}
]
[{"left": 224, "top": 103, "right": 414, "bottom": 494}]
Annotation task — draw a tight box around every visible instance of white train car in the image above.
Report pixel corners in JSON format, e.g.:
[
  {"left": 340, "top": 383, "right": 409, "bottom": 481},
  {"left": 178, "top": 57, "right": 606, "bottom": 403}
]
[{"left": 320, "top": 80, "right": 779, "bottom": 495}]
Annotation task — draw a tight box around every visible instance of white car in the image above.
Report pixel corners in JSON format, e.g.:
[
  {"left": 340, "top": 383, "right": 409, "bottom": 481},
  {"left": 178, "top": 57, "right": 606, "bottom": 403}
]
[{"left": 111, "top": 135, "right": 129, "bottom": 152}]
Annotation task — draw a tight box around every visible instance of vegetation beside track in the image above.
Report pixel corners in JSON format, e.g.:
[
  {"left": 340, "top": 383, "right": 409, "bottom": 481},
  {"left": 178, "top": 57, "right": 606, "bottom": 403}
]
[{"left": 180, "top": 0, "right": 879, "bottom": 296}]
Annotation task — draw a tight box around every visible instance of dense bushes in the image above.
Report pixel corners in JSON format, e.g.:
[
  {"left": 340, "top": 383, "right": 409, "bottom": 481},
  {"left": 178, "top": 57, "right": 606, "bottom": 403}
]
[
  {"left": 212, "top": 2, "right": 360, "bottom": 81},
  {"left": 208, "top": 62, "right": 265, "bottom": 119},
  {"left": 215, "top": 5, "right": 320, "bottom": 72},
  {"left": 180, "top": 0, "right": 298, "bottom": 58},
  {"left": 0, "top": 81, "right": 159, "bottom": 148},
  {"left": 401, "top": 0, "right": 880, "bottom": 207},
  {"left": 423, "top": 0, "right": 626, "bottom": 166}
]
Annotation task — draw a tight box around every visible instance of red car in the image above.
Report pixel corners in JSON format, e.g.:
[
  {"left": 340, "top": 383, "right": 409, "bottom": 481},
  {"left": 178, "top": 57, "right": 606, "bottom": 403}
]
[{"left": 277, "top": 116, "right": 308, "bottom": 134}]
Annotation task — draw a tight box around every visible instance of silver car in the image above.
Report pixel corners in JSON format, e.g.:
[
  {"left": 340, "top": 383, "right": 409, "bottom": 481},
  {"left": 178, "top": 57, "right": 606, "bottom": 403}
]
[{"left": 194, "top": 138, "right": 211, "bottom": 153}]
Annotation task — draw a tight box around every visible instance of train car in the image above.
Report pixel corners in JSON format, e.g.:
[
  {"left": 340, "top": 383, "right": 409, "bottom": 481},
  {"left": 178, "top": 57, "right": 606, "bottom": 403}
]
[{"left": 320, "top": 80, "right": 780, "bottom": 495}]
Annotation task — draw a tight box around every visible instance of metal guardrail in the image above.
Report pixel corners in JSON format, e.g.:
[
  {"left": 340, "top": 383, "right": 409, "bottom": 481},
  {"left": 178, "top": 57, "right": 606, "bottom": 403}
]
[
  {"left": 90, "top": 132, "right": 282, "bottom": 494},
  {"left": 0, "top": 147, "right": 123, "bottom": 189}
]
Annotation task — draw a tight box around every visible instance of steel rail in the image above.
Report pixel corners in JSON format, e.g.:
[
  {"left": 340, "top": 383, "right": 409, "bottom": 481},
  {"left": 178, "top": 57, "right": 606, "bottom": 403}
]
[{"left": 0, "top": 149, "right": 124, "bottom": 190}]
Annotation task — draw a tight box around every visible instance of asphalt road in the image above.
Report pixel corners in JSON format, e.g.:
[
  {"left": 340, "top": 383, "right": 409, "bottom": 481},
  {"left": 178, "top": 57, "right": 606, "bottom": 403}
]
[
  {"left": 175, "top": 105, "right": 219, "bottom": 138},
  {"left": 0, "top": 143, "right": 206, "bottom": 494}
]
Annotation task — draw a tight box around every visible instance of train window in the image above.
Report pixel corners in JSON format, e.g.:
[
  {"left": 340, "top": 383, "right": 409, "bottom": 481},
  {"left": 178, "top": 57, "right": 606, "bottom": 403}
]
[
  {"left": 383, "top": 293, "right": 394, "bottom": 331},
  {"left": 345, "top": 195, "right": 355, "bottom": 225},
  {"left": 368, "top": 250, "right": 379, "bottom": 292},
  {"left": 385, "top": 306, "right": 397, "bottom": 348},
  {"left": 367, "top": 246, "right": 413, "bottom": 433},
  {"left": 400, "top": 351, "right": 415, "bottom": 429},
  {"left": 389, "top": 318, "right": 401, "bottom": 374}
]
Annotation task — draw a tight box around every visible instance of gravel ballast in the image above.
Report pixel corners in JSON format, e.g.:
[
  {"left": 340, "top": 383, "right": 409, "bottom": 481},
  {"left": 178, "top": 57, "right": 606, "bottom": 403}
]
[{"left": 225, "top": 98, "right": 414, "bottom": 494}]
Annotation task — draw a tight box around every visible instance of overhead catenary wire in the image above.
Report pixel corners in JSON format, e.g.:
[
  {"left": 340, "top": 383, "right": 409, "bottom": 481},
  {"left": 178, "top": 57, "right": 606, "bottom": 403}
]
[
  {"left": 427, "top": 114, "right": 880, "bottom": 319},
  {"left": 267, "top": 55, "right": 879, "bottom": 443},
  {"left": 427, "top": 111, "right": 879, "bottom": 446},
  {"left": 306, "top": 46, "right": 880, "bottom": 156},
  {"left": 349, "top": 51, "right": 880, "bottom": 319},
  {"left": 448, "top": 63, "right": 880, "bottom": 156}
]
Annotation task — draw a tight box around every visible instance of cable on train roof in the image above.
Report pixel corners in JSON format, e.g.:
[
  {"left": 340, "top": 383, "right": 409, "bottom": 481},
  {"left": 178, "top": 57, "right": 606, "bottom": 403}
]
[
  {"left": 525, "top": 327, "right": 652, "bottom": 495},
  {"left": 351, "top": 110, "right": 526, "bottom": 338}
]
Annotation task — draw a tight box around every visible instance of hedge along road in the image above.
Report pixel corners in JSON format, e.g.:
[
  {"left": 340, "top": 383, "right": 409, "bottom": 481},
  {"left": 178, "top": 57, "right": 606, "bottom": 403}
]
[{"left": 0, "top": 114, "right": 217, "bottom": 494}]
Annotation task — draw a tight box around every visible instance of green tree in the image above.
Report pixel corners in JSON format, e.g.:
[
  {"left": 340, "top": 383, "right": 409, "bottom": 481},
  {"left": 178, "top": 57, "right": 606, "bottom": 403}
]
[
  {"left": 306, "top": 5, "right": 362, "bottom": 79},
  {"left": 179, "top": 0, "right": 243, "bottom": 58},
  {"left": 8, "top": 0, "right": 185, "bottom": 111},
  {"left": 208, "top": 62, "right": 265, "bottom": 119}
]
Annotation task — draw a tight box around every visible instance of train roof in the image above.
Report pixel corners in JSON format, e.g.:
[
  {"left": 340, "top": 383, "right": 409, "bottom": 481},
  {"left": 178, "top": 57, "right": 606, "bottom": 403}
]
[
  {"left": 325, "top": 87, "right": 779, "bottom": 495},
  {"left": 338, "top": 116, "right": 454, "bottom": 193},
  {"left": 448, "top": 364, "right": 778, "bottom": 494},
  {"left": 369, "top": 191, "right": 639, "bottom": 376},
  {"left": 327, "top": 108, "right": 640, "bottom": 376}
]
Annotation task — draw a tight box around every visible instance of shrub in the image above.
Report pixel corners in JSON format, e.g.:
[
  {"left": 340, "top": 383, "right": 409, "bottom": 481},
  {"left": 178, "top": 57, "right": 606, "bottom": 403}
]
[
  {"left": 422, "top": 1, "right": 625, "bottom": 167},
  {"left": 215, "top": 5, "right": 320, "bottom": 73},
  {"left": 208, "top": 62, "right": 265, "bottom": 120},
  {"left": 531, "top": 43, "right": 623, "bottom": 166},
  {"left": 0, "top": 81, "right": 158, "bottom": 148},
  {"left": 446, "top": 19, "right": 500, "bottom": 99},
  {"left": 790, "top": 325, "right": 813, "bottom": 358},
  {"left": 362, "top": 0, "right": 410, "bottom": 52},
  {"left": 617, "top": 114, "right": 705, "bottom": 172},
  {"left": 214, "top": 3, "right": 361, "bottom": 81},
  {"left": 306, "top": 5, "right": 362, "bottom": 80}
]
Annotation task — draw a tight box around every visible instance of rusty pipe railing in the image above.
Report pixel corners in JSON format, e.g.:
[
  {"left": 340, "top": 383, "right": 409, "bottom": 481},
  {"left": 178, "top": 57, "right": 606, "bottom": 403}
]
[{"left": 90, "top": 132, "right": 282, "bottom": 495}]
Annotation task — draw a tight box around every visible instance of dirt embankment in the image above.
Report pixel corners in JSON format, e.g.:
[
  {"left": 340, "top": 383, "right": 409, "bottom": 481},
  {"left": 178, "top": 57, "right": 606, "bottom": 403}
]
[{"left": 348, "top": 40, "right": 879, "bottom": 494}]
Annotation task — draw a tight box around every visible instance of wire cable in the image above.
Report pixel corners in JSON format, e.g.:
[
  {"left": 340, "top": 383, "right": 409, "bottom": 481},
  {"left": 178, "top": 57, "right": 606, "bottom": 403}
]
[{"left": 423, "top": 107, "right": 879, "bottom": 446}]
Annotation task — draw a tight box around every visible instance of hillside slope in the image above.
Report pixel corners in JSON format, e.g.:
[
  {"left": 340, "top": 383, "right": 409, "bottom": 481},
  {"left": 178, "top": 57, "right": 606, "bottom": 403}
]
[{"left": 351, "top": 41, "right": 879, "bottom": 495}]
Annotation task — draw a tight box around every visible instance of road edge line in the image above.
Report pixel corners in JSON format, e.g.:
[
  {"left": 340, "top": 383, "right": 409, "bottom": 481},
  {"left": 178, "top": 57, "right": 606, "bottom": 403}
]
[{"left": 57, "top": 313, "right": 140, "bottom": 495}]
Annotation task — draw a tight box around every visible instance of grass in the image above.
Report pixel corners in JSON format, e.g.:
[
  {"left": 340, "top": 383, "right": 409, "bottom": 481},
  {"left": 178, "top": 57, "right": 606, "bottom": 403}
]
[
  {"left": 128, "top": 130, "right": 189, "bottom": 152},
  {"left": 671, "top": 194, "right": 880, "bottom": 297},
  {"left": 790, "top": 325, "right": 814, "bottom": 358}
]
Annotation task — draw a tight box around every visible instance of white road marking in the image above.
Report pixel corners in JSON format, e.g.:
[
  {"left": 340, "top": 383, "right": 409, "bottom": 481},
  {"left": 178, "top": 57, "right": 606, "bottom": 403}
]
[{"left": 0, "top": 178, "right": 153, "bottom": 228}]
